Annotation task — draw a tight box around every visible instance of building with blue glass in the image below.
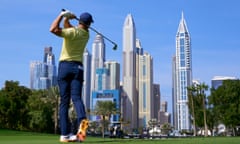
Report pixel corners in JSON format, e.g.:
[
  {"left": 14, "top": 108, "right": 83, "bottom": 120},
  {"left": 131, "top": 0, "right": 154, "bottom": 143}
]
[
  {"left": 91, "top": 89, "right": 120, "bottom": 122},
  {"left": 30, "top": 47, "right": 57, "bottom": 89},
  {"left": 173, "top": 12, "right": 192, "bottom": 131},
  {"left": 88, "top": 34, "right": 121, "bottom": 123},
  {"left": 83, "top": 49, "right": 92, "bottom": 113},
  {"left": 211, "top": 76, "right": 238, "bottom": 89},
  {"left": 90, "top": 66, "right": 121, "bottom": 123}
]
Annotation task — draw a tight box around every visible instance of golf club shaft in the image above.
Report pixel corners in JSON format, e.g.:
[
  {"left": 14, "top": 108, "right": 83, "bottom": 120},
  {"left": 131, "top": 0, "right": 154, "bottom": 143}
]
[
  {"left": 61, "top": 9, "right": 117, "bottom": 50},
  {"left": 74, "top": 17, "right": 117, "bottom": 46}
]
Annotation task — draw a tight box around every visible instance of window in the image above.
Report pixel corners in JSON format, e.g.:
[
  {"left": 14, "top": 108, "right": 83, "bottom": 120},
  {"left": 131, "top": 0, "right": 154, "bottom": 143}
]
[{"left": 143, "top": 65, "right": 146, "bottom": 76}]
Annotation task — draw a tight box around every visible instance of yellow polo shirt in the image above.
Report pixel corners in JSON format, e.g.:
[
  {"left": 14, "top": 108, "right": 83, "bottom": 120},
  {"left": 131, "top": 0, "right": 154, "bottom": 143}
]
[{"left": 59, "top": 27, "right": 89, "bottom": 62}]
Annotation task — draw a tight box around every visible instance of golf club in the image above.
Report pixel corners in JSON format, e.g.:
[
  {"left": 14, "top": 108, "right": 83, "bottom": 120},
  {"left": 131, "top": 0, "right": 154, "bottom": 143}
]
[{"left": 62, "top": 9, "right": 117, "bottom": 50}]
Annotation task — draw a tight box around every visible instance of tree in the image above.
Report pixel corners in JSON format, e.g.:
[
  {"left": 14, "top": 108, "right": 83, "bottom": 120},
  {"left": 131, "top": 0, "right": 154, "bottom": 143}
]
[
  {"left": 205, "top": 107, "right": 215, "bottom": 136},
  {"left": 187, "top": 82, "right": 209, "bottom": 136},
  {"left": 197, "top": 83, "right": 209, "bottom": 137},
  {"left": 93, "top": 101, "right": 118, "bottom": 138},
  {"left": 47, "top": 86, "right": 60, "bottom": 134},
  {"left": 187, "top": 86, "right": 197, "bottom": 136},
  {"left": 209, "top": 80, "right": 240, "bottom": 136},
  {"left": 148, "top": 118, "right": 159, "bottom": 129},
  {"left": 0, "top": 81, "right": 31, "bottom": 130},
  {"left": 27, "top": 89, "right": 54, "bottom": 133},
  {"left": 161, "top": 123, "right": 172, "bottom": 135}
]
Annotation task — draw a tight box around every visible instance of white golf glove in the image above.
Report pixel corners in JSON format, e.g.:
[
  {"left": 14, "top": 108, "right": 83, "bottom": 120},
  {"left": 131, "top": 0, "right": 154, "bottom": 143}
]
[{"left": 60, "top": 9, "right": 74, "bottom": 18}]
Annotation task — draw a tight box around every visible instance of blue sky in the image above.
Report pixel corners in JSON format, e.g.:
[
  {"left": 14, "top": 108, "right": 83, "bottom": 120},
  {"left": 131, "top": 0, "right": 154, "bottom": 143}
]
[{"left": 0, "top": 0, "right": 240, "bottom": 112}]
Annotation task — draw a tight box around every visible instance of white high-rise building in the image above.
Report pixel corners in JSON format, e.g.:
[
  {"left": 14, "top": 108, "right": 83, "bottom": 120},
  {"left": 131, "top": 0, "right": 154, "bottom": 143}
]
[
  {"left": 83, "top": 48, "right": 92, "bottom": 111},
  {"left": 90, "top": 34, "right": 105, "bottom": 92},
  {"left": 105, "top": 61, "right": 120, "bottom": 90},
  {"left": 173, "top": 12, "right": 192, "bottom": 131},
  {"left": 90, "top": 34, "right": 106, "bottom": 114},
  {"left": 122, "top": 14, "right": 138, "bottom": 129}
]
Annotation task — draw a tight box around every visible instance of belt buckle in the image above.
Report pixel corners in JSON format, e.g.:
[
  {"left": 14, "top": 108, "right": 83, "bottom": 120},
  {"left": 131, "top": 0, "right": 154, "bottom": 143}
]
[{"left": 78, "top": 65, "right": 83, "bottom": 70}]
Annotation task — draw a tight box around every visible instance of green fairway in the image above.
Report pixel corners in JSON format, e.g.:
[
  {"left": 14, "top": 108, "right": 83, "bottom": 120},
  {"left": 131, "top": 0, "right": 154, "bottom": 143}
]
[{"left": 0, "top": 129, "right": 240, "bottom": 144}]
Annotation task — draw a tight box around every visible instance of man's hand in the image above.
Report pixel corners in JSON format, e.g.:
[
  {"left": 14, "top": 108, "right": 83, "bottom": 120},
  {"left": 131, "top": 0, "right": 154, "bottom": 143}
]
[{"left": 60, "top": 9, "right": 76, "bottom": 19}]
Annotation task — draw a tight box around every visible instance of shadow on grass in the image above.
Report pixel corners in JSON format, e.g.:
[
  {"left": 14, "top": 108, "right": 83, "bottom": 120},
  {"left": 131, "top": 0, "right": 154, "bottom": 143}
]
[
  {"left": 85, "top": 138, "right": 135, "bottom": 143},
  {"left": 86, "top": 140, "right": 125, "bottom": 143}
]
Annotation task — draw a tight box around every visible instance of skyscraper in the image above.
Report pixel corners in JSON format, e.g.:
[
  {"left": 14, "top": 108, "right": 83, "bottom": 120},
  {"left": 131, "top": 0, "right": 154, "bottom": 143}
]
[
  {"left": 153, "top": 84, "right": 161, "bottom": 120},
  {"left": 136, "top": 39, "right": 154, "bottom": 128},
  {"left": 105, "top": 61, "right": 120, "bottom": 90},
  {"left": 122, "top": 14, "right": 138, "bottom": 129},
  {"left": 43, "top": 47, "right": 57, "bottom": 87},
  {"left": 90, "top": 34, "right": 106, "bottom": 117},
  {"left": 44, "top": 47, "right": 55, "bottom": 65},
  {"left": 30, "top": 61, "right": 44, "bottom": 89},
  {"left": 30, "top": 47, "right": 57, "bottom": 89},
  {"left": 90, "top": 34, "right": 106, "bottom": 92},
  {"left": 159, "top": 101, "right": 171, "bottom": 125},
  {"left": 83, "top": 48, "right": 92, "bottom": 112},
  {"left": 95, "top": 67, "right": 109, "bottom": 90},
  {"left": 89, "top": 34, "right": 121, "bottom": 123},
  {"left": 173, "top": 12, "right": 192, "bottom": 131},
  {"left": 90, "top": 61, "right": 121, "bottom": 122}
]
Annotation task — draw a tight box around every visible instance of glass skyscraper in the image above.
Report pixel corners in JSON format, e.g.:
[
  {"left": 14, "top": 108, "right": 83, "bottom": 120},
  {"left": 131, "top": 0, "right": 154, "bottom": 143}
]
[
  {"left": 90, "top": 34, "right": 106, "bottom": 92},
  {"left": 173, "top": 12, "right": 192, "bottom": 131},
  {"left": 105, "top": 61, "right": 120, "bottom": 90},
  {"left": 90, "top": 34, "right": 106, "bottom": 117},
  {"left": 83, "top": 48, "right": 92, "bottom": 112},
  {"left": 89, "top": 34, "right": 121, "bottom": 122},
  {"left": 44, "top": 47, "right": 57, "bottom": 87},
  {"left": 30, "top": 47, "right": 57, "bottom": 89}
]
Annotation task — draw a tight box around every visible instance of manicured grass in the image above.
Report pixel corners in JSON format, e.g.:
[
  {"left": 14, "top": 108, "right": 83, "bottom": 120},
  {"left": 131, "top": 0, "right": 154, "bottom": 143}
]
[{"left": 0, "top": 129, "right": 240, "bottom": 144}]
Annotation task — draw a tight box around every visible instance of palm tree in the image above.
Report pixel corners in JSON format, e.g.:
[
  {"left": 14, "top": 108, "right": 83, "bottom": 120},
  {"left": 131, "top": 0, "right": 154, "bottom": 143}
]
[
  {"left": 93, "top": 101, "right": 119, "bottom": 138},
  {"left": 47, "top": 86, "right": 60, "bottom": 134},
  {"left": 188, "top": 83, "right": 209, "bottom": 136},
  {"left": 148, "top": 118, "right": 159, "bottom": 129},
  {"left": 187, "top": 86, "right": 197, "bottom": 136},
  {"left": 199, "top": 83, "right": 209, "bottom": 137}
]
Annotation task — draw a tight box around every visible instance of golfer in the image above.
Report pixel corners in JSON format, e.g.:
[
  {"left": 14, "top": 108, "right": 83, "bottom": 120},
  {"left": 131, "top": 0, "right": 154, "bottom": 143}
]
[{"left": 50, "top": 10, "right": 93, "bottom": 142}]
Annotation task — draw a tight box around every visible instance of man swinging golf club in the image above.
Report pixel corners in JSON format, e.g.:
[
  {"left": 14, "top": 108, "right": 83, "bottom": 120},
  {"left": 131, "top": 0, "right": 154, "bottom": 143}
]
[{"left": 50, "top": 9, "right": 92, "bottom": 142}]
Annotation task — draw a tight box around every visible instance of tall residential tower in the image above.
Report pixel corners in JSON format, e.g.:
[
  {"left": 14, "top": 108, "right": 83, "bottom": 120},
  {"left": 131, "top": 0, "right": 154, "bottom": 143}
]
[
  {"left": 173, "top": 12, "right": 192, "bottom": 131},
  {"left": 90, "top": 34, "right": 106, "bottom": 114},
  {"left": 90, "top": 34, "right": 106, "bottom": 92},
  {"left": 83, "top": 48, "right": 92, "bottom": 112},
  {"left": 136, "top": 39, "right": 154, "bottom": 128},
  {"left": 89, "top": 34, "right": 121, "bottom": 123},
  {"left": 122, "top": 14, "right": 138, "bottom": 129}
]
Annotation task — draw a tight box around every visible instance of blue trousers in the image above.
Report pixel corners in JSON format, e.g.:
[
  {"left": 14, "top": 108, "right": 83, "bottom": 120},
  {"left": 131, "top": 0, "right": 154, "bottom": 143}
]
[{"left": 58, "top": 61, "right": 86, "bottom": 135}]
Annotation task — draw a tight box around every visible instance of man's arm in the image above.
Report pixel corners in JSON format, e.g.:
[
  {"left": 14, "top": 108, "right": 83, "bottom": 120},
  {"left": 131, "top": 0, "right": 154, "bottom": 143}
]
[
  {"left": 63, "top": 17, "right": 74, "bottom": 28},
  {"left": 49, "top": 14, "right": 63, "bottom": 36}
]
